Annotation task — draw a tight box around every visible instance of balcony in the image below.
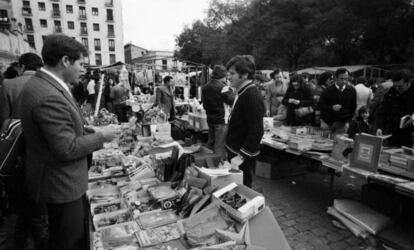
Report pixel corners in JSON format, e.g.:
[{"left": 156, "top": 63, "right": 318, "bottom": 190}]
[
  {"left": 109, "top": 46, "right": 115, "bottom": 52},
  {"left": 77, "top": 0, "right": 86, "bottom": 4},
  {"left": 106, "top": 17, "right": 114, "bottom": 22},
  {"left": 52, "top": 10, "right": 61, "bottom": 18},
  {"left": 54, "top": 26, "right": 62, "bottom": 33},
  {"left": 107, "top": 32, "right": 115, "bottom": 38},
  {"left": 22, "top": 7, "right": 32, "bottom": 16},
  {"left": 80, "top": 27, "right": 88, "bottom": 36},
  {"left": 51, "top": 0, "right": 59, "bottom": 2},
  {"left": 24, "top": 25, "right": 34, "bottom": 33},
  {"left": 94, "top": 46, "right": 101, "bottom": 51},
  {"left": 79, "top": 14, "right": 87, "bottom": 20}
]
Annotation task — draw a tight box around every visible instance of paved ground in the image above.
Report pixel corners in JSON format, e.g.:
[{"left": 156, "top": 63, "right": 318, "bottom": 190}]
[{"left": 252, "top": 166, "right": 375, "bottom": 250}]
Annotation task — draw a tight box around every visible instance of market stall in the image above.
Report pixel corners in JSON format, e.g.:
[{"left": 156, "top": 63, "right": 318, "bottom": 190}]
[{"left": 85, "top": 109, "right": 291, "bottom": 250}]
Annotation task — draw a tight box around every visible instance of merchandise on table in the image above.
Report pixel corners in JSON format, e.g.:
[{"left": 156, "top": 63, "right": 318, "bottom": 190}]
[
  {"left": 136, "top": 209, "right": 179, "bottom": 229},
  {"left": 91, "top": 199, "right": 125, "bottom": 215},
  {"left": 93, "top": 209, "right": 133, "bottom": 230},
  {"left": 135, "top": 222, "right": 183, "bottom": 247},
  {"left": 93, "top": 221, "right": 139, "bottom": 250}
]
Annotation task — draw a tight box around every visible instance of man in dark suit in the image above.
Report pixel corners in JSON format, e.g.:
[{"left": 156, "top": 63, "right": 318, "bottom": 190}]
[
  {"left": 19, "top": 35, "right": 120, "bottom": 250},
  {"left": 0, "top": 53, "right": 43, "bottom": 124}
]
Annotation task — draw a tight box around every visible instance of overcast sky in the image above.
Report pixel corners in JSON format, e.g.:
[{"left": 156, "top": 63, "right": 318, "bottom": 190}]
[{"left": 122, "top": 0, "right": 210, "bottom": 51}]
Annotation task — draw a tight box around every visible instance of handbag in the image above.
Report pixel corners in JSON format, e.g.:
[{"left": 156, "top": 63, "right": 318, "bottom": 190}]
[
  {"left": 0, "top": 119, "right": 25, "bottom": 177},
  {"left": 295, "top": 106, "right": 314, "bottom": 118}
]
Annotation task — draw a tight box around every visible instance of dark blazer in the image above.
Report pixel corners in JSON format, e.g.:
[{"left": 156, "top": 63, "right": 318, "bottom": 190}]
[
  {"left": 155, "top": 85, "right": 175, "bottom": 118},
  {"left": 0, "top": 71, "right": 36, "bottom": 123},
  {"left": 19, "top": 70, "right": 104, "bottom": 203}
]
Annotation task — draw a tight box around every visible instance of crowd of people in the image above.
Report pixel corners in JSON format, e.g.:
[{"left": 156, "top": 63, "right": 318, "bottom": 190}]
[
  {"left": 0, "top": 32, "right": 413, "bottom": 250},
  {"left": 250, "top": 67, "right": 414, "bottom": 147}
]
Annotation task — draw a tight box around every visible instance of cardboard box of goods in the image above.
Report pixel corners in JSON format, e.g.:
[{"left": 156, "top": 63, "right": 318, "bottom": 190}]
[
  {"left": 213, "top": 182, "right": 265, "bottom": 222},
  {"left": 196, "top": 167, "right": 243, "bottom": 189}
]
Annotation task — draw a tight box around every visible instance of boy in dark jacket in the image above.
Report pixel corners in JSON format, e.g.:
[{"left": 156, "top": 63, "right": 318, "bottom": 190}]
[
  {"left": 201, "top": 65, "right": 235, "bottom": 160},
  {"left": 225, "top": 55, "right": 265, "bottom": 188}
]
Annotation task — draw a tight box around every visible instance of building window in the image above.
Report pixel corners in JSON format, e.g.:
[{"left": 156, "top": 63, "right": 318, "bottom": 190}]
[
  {"left": 107, "top": 24, "right": 114, "bottom": 37},
  {"left": 42, "top": 35, "right": 46, "bottom": 42},
  {"left": 95, "top": 53, "right": 102, "bottom": 66},
  {"left": 38, "top": 2, "right": 46, "bottom": 11},
  {"left": 110, "top": 54, "right": 116, "bottom": 64},
  {"left": 93, "top": 23, "right": 99, "bottom": 31},
  {"left": 108, "top": 39, "right": 115, "bottom": 51},
  {"left": 27, "top": 35, "right": 35, "bottom": 48},
  {"left": 67, "top": 21, "right": 74, "bottom": 30},
  {"left": 66, "top": 5, "right": 73, "bottom": 14},
  {"left": 94, "top": 39, "right": 101, "bottom": 51},
  {"left": 24, "top": 18, "right": 33, "bottom": 31},
  {"left": 23, "top": 1, "right": 30, "bottom": 8},
  {"left": 54, "top": 20, "right": 62, "bottom": 33},
  {"left": 106, "top": 9, "right": 113, "bottom": 21},
  {"left": 80, "top": 22, "right": 87, "bottom": 34},
  {"left": 81, "top": 38, "right": 88, "bottom": 49},
  {"left": 162, "top": 60, "right": 168, "bottom": 70},
  {"left": 92, "top": 8, "right": 98, "bottom": 16},
  {"left": 40, "top": 19, "right": 47, "bottom": 28},
  {"left": 52, "top": 4, "right": 60, "bottom": 17},
  {"left": 79, "top": 6, "right": 87, "bottom": 19}
]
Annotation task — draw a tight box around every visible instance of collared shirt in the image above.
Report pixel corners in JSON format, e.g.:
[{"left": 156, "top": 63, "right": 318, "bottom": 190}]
[
  {"left": 335, "top": 83, "right": 345, "bottom": 92},
  {"left": 40, "top": 67, "right": 72, "bottom": 97}
]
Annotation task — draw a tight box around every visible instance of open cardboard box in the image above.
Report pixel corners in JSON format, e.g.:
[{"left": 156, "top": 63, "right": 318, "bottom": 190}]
[
  {"left": 212, "top": 183, "right": 265, "bottom": 222},
  {"left": 196, "top": 167, "right": 243, "bottom": 190}
]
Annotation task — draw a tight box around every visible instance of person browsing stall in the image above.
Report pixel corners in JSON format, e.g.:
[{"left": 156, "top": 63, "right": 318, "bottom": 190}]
[
  {"left": 19, "top": 34, "right": 120, "bottom": 250},
  {"left": 225, "top": 55, "right": 265, "bottom": 188},
  {"left": 155, "top": 76, "right": 176, "bottom": 121}
]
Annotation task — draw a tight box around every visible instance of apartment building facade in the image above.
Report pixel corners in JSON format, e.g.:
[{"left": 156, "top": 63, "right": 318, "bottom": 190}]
[{"left": 8, "top": 0, "right": 124, "bottom": 66}]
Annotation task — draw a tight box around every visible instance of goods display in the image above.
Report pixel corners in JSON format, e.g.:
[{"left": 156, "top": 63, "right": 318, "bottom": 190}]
[{"left": 86, "top": 109, "right": 291, "bottom": 249}]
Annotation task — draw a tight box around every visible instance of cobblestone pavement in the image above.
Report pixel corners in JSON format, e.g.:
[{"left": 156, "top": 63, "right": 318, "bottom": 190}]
[{"left": 252, "top": 167, "right": 374, "bottom": 250}]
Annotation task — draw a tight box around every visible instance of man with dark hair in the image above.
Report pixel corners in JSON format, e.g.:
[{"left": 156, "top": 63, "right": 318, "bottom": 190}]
[
  {"left": 19, "top": 34, "right": 120, "bottom": 250},
  {"left": 376, "top": 70, "right": 414, "bottom": 147},
  {"left": 225, "top": 55, "right": 264, "bottom": 188},
  {"left": 155, "top": 75, "right": 175, "bottom": 120},
  {"left": 202, "top": 65, "right": 235, "bottom": 160},
  {"left": 318, "top": 68, "right": 356, "bottom": 134},
  {"left": 0, "top": 53, "right": 43, "bottom": 124}
]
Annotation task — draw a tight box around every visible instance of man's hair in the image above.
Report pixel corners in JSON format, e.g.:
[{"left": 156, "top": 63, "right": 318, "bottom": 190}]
[
  {"left": 335, "top": 68, "right": 348, "bottom": 77},
  {"left": 19, "top": 53, "right": 43, "bottom": 71},
  {"left": 391, "top": 69, "right": 411, "bottom": 83},
  {"left": 226, "top": 55, "right": 255, "bottom": 79},
  {"left": 42, "top": 34, "right": 88, "bottom": 67},
  {"left": 164, "top": 76, "right": 173, "bottom": 84}
]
